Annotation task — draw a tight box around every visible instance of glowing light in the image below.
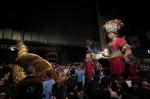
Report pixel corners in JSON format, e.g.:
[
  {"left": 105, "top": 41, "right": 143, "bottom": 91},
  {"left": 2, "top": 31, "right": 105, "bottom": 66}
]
[
  {"left": 10, "top": 47, "right": 15, "bottom": 51},
  {"left": 148, "top": 49, "right": 150, "bottom": 54},
  {"left": 104, "top": 48, "right": 108, "bottom": 52}
]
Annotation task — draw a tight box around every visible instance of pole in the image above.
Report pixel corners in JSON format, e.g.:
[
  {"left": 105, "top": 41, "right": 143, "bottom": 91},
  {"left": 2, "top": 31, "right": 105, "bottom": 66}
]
[{"left": 95, "top": 0, "right": 105, "bottom": 51}]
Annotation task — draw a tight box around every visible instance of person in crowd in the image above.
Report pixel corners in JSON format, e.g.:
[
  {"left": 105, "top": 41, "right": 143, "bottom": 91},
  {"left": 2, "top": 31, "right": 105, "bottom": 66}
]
[
  {"left": 52, "top": 77, "right": 67, "bottom": 99},
  {"left": 42, "top": 71, "right": 56, "bottom": 99},
  {"left": 66, "top": 80, "right": 80, "bottom": 99},
  {"left": 15, "top": 66, "right": 43, "bottom": 99},
  {"left": 85, "top": 48, "right": 95, "bottom": 80},
  {"left": 75, "top": 64, "right": 84, "bottom": 92}
]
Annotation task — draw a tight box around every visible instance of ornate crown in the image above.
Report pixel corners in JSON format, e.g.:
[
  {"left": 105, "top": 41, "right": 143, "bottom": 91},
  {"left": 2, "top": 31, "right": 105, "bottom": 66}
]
[{"left": 103, "top": 19, "right": 124, "bottom": 33}]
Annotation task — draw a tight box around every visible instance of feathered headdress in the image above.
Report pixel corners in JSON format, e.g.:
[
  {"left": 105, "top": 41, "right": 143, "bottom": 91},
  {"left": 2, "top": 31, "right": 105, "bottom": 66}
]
[{"left": 103, "top": 19, "right": 124, "bottom": 33}]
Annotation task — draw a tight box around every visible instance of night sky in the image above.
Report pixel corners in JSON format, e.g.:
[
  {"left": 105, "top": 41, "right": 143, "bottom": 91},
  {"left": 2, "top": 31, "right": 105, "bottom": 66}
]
[
  {"left": 1, "top": 1, "right": 150, "bottom": 32},
  {"left": 98, "top": 0, "right": 150, "bottom": 34},
  {"left": 0, "top": 0, "right": 150, "bottom": 47},
  {"left": 0, "top": 1, "right": 96, "bottom": 30}
]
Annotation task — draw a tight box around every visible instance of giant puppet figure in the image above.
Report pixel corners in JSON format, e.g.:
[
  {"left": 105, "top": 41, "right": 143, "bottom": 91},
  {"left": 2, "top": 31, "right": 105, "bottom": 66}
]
[
  {"left": 84, "top": 39, "right": 109, "bottom": 80},
  {"left": 11, "top": 42, "right": 60, "bottom": 84},
  {"left": 103, "top": 19, "right": 133, "bottom": 76},
  {"left": 85, "top": 40, "right": 96, "bottom": 80}
]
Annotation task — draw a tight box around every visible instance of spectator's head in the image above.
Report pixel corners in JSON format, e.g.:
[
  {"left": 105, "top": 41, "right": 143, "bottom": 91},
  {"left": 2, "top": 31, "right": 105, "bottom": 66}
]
[
  {"left": 70, "top": 68, "right": 75, "bottom": 74},
  {"left": 45, "top": 71, "right": 52, "bottom": 78},
  {"left": 25, "top": 66, "right": 35, "bottom": 76},
  {"left": 0, "top": 89, "right": 11, "bottom": 99},
  {"left": 142, "top": 79, "right": 150, "bottom": 90},
  {"left": 101, "top": 77, "right": 110, "bottom": 88},
  {"left": 85, "top": 80, "right": 111, "bottom": 99},
  {"left": 67, "top": 81, "right": 77, "bottom": 93},
  {"left": 93, "top": 75, "right": 100, "bottom": 83}
]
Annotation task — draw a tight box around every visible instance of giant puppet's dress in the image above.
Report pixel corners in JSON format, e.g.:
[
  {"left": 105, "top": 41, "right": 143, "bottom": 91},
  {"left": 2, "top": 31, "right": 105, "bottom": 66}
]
[{"left": 109, "top": 37, "right": 126, "bottom": 75}]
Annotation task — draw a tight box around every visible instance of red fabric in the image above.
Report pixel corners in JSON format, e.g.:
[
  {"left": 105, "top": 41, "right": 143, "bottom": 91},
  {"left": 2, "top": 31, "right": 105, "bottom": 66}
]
[
  {"left": 111, "top": 38, "right": 126, "bottom": 51},
  {"left": 85, "top": 61, "right": 95, "bottom": 78},
  {"left": 109, "top": 38, "right": 127, "bottom": 75},
  {"left": 118, "top": 38, "right": 126, "bottom": 47},
  {"left": 128, "top": 64, "right": 137, "bottom": 76},
  {"left": 110, "top": 56, "right": 125, "bottom": 75}
]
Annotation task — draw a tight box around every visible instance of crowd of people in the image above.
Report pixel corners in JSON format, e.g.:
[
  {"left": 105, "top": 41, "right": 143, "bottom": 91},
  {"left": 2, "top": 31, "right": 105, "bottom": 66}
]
[{"left": 0, "top": 61, "right": 150, "bottom": 99}]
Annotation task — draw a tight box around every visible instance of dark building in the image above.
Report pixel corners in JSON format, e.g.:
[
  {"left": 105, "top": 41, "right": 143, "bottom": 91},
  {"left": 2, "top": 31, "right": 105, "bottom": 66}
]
[{"left": 0, "top": 1, "right": 100, "bottom": 64}]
